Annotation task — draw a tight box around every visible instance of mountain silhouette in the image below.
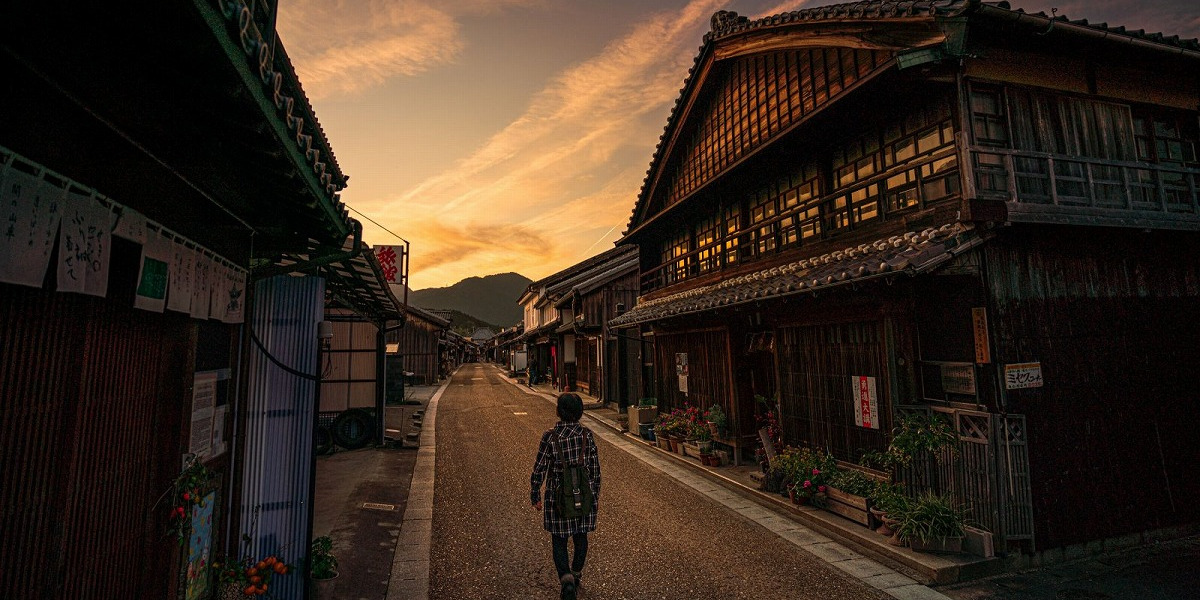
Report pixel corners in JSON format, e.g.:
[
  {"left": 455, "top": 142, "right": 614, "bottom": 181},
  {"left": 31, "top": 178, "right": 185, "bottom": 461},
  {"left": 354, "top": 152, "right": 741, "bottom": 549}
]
[{"left": 409, "top": 272, "right": 531, "bottom": 328}]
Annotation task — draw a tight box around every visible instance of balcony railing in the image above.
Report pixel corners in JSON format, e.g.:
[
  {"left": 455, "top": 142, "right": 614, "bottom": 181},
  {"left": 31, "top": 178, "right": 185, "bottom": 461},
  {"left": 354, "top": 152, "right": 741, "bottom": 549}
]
[{"left": 970, "top": 147, "right": 1200, "bottom": 228}]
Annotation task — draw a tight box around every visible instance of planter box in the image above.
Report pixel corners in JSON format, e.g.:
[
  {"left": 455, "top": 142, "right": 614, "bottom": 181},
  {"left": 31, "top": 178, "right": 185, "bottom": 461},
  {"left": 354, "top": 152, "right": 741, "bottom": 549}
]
[
  {"left": 824, "top": 486, "right": 872, "bottom": 527},
  {"left": 682, "top": 442, "right": 700, "bottom": 457},
  {"left": 629, "top": 405, "right": 658, "bottom": 425},
  {"left": 963, "top": 525, "right": 994, "bottom": 558},
  {"left": 909, "top": 535, "right": 963, "bottom": 554}
]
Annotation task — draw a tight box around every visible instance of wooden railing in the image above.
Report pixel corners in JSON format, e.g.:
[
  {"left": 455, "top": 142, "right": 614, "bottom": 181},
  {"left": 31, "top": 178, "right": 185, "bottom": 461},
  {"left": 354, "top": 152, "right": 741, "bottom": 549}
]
[{"left": 969, "top": 147, "right": 1200, "bottom": 227}]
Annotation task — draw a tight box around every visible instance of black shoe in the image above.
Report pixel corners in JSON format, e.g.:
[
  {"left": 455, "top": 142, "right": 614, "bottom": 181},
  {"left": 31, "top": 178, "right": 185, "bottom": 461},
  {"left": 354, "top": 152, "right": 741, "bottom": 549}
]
[{"left": 559, "top": 573, "right": 576, "bottom": 600}]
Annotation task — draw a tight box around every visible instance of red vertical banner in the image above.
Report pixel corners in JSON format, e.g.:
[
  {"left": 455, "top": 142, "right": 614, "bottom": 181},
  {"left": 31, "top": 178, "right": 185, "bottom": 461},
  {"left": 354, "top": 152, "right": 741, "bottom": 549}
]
[
  {"left": 374, "top": 245, "right": 399, "bottom": 283},
  {"left": 852, "top": 375, "right": 879, "bottom": 429}
]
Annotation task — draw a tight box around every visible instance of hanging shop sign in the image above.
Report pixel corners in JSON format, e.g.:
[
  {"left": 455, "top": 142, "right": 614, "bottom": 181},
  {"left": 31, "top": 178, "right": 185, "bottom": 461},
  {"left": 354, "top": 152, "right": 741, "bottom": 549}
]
[
  {"left": 852, "top": 375, "right": 880, "bottom": 429},
  {"left": 1004, "top": 362, "right": 1043, "bottom": 390},
  {"left": 374, "top": 245, "right": 402, "bottom": 283},
  {"left": 972, "top": 307, "right": 991, "bottom": 364}
]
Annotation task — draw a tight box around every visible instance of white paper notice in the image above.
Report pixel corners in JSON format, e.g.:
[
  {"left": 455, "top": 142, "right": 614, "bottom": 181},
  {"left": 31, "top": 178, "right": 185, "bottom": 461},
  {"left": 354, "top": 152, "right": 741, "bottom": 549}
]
[
  {"left": 111, "top": 205, "right": 147, "bottom": 244},
  {"left": 167, "top": 240, "right": 194, "bottom": 313},
  {"left": 189, "top": 372, "right": 218, "bottom": 460},
  {"left": 57, "top": 189, "right": 114, "bottom": 297},
  {"left": 191, "top": 253, "right": 212, "bottom": 319},
  {"left": 209, "top": 404, "right": 228, "bottom": 459},
  {"left": 0, "top": 165, "right": 64, "bottom": 288},
  {"left": 209, "top": 262, "right": 229, "bottom": 322},
  {"left": 224, "top": 267, "right": 246, "bottom": 324}
]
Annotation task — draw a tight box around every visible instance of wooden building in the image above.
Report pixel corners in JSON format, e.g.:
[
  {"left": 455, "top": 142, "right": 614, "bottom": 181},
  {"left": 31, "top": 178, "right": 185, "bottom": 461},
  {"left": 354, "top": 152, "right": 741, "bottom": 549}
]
[
  {"left": 553, "top": 247, "right": 642, "bottom": 407},
  {"left": 387, "top": 305, "right": 451, "bottom": 385},
  {"left": 0, "top": 3, "right": 402, "bottom": 598},
  {"left": 612, "top": 2, "right": 1199, "bottom": 554},
  {"left": 519, "top": 245, "right": 641, "bottom": 397}
]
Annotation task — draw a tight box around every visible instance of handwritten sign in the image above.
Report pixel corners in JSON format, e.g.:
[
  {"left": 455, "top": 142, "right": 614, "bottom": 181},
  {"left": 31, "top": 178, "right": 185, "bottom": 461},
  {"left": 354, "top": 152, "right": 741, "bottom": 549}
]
[
  {"left": 56, "top": 189, "right": 114, "bottom": 297},
  {"left": 224, "top": 267, "right": 245, "bottom": 324},
  {"left": 167, "top": 242, "right": 195, "bottom": 313},
  {"left": 0, "top": 165, "right": 63, "bottom": 288},
  {"left": 1005, "top": 362, "right": 1043, "bottom": 390},
  {"left": 191, "top": 253, "right": 212, "bottom": 319},
  {"left": 852, "top": 375, "right": 880, "bottom": 429},
  {"left": 972, "top": 307, "right": 990, "bottom": 364}
]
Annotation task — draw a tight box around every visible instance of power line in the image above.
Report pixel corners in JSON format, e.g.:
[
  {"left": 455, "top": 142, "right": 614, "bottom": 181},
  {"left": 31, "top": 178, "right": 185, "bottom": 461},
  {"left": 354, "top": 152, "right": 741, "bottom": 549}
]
[{"left": 347, "top": 205, "right": 409, "bottom": 244}]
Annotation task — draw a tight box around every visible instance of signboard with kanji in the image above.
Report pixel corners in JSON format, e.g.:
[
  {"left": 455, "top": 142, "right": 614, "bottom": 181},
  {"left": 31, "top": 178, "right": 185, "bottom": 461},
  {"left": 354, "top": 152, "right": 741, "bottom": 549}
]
[
  {"left": 374, "top": 245, "right": 401, "bottom": 283},
  {"left": 1005, "top": 362, "right": 1043, "bottom": 390},
  {"left": 852, "top": 375, "right": 880, "bottom": 429},
  {"left": 972, "top": 307, "right": 990, "bottom": 364}
]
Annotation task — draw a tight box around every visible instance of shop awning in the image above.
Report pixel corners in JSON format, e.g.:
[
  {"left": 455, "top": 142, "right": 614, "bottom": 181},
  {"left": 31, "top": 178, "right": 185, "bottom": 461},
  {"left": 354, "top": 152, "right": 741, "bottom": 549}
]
[{"left": 610, "top": 223, "right": 985, "bottom": 328}]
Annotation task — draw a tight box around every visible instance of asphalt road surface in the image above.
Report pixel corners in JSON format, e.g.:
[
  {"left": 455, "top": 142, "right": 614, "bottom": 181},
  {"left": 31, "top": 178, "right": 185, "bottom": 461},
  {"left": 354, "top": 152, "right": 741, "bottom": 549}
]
[{"left": 429, "top": 363, "right": 890, "bottom": 600}]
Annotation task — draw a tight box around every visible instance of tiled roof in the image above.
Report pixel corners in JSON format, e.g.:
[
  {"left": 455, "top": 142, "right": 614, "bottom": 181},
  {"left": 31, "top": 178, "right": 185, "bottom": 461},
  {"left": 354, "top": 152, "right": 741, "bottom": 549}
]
[
  {"left": 623, "top": 1, "right": 1200, "bottom": 239},
  {"left": 610, "top": 223, "right": 984, "bottom": 328}
]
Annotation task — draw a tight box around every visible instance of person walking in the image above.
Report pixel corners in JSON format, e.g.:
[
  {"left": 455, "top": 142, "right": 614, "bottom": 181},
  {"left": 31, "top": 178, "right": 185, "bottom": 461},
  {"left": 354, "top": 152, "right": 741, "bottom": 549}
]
[{"left": 530, "top": 393, "right": 601, "bottom": 600}]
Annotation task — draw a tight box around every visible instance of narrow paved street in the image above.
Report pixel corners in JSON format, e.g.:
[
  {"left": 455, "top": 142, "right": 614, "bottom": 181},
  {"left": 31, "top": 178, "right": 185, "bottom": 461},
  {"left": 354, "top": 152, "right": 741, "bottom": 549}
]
[{"left": 429, "top": 363, "right": 893, "bottom": 599}]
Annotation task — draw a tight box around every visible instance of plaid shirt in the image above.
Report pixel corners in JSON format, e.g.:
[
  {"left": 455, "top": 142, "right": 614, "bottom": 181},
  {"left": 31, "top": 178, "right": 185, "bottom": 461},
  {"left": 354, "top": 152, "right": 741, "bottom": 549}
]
[{"left": 530, "top": 422, "right": 601, "bottom": 535}]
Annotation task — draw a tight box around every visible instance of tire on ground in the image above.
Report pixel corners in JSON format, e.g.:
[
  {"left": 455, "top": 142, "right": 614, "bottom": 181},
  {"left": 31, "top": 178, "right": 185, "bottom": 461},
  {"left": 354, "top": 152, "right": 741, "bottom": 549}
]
[{"left": 331, "top": 409, "right": 374, "bottom": 450}]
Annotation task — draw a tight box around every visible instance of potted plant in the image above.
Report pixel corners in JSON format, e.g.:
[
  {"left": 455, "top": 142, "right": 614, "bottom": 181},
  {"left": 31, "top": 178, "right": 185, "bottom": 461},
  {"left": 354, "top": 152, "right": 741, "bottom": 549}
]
[
  {"left": 704, "top": 403, "right": 728, "bottom": 439},
  {"left": 893, "top": 492, "right": 968, "bottom": 553},
  {"left": 309, "top": 535, "right": 339, "bottom": 598},
  {"left": 693, "top": 423, "right": 713, "bottom": 455},
  {"left": 868, "top": 481, "right": 906, "bottom": 537},
  {"left": 824, "top": 466, "right": 878, "bottom": 526},
  {"left": 213, "top": 553, "right": 292, "bottom": 598},
  {"left": 861, "top": 412, "right": 958, "bottom": 471}
]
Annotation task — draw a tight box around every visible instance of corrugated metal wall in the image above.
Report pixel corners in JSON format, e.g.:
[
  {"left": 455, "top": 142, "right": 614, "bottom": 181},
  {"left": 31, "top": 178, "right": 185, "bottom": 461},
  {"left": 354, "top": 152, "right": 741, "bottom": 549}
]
[
  {"left": 1, "top": 284, "right": 189, "bottom": 599},
  {"left": 242, "top": 275, "right": 324, "bottom": 600}
]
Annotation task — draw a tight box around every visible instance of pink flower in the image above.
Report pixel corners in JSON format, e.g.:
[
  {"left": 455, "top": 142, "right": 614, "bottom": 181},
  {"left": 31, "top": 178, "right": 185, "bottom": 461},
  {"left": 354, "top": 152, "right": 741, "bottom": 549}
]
[
  {"left": 818, "top": 485, "right": 827, "bottom": 493},
  {"left": 803, "top": 480, "right": 812, "bottom": 488},
  {"left": 812, "top": 468, "right": 820, "bottom": 475}
]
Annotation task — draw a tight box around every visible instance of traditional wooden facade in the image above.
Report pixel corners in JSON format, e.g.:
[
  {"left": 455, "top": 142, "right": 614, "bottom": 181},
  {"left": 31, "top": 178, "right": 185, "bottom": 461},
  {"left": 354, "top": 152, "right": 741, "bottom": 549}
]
[
  {"left": 0, "top": 3, "right": 403, "bottom": 599},
  {"left": 613, "top": 1, "right": 1199, "bottom": 554},
  {"left": 553, "top": 247, "right": 642, "bottom": 406},
  {"left": 387, "top": 305, "right": 451, "bottom": 385},
  {"left": 519, "top": 245, "right": 637, "bottom": 390}
]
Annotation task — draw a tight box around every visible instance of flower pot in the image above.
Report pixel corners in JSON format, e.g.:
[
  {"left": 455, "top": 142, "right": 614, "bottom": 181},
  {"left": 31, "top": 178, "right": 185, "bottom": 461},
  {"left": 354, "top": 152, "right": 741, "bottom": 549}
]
[
  {"left": 870, "top": 509, "right": 895, "bottom": 536},
  {"left": 708, "top": 422, "right": 719, "bottom": 437},
  {"left": 697, "top": 440, "right": 713, "bottom": 454},
  {"left": 639, "top": 423, "right": 655, "bottom": 441},
  {"left": 312, "top": 572, "right": 339, "bottom": 600}
]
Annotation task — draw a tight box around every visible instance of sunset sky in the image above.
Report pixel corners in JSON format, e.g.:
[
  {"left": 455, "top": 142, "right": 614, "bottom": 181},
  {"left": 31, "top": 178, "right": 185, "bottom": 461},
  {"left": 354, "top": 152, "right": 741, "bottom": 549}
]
[{"left": 276, "top": 0, "right": 1200, "bottom": 290}]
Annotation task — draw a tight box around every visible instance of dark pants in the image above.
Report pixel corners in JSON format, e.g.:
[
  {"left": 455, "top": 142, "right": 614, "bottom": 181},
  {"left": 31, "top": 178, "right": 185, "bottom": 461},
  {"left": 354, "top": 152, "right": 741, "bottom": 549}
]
[{"left": 551, "top": 533, "right": 588, "bottom": 578}]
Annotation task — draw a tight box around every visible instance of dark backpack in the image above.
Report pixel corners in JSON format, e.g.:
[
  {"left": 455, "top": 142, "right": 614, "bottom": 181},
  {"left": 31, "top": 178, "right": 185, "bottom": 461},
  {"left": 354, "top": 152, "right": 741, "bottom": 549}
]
[{"left": 551, "top": 430, "right": 594, "bottom": 519}]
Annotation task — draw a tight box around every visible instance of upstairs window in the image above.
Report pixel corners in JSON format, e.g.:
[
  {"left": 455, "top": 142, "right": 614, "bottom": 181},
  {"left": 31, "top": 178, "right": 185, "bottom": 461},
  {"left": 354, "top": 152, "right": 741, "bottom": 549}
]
[{"left": 971, "top": 87, "right": 1009, "bottom": 147}]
